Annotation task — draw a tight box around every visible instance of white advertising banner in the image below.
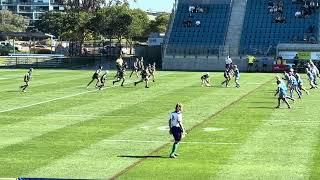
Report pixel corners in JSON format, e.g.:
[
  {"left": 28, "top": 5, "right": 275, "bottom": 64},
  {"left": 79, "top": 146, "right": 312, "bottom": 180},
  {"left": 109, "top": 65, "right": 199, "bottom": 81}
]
[
  {"left": 278, "top": 51, "right": 297, "bottom": 59},
  {"left": 311, "top": 52, "right": 320, "bottom": 60}
]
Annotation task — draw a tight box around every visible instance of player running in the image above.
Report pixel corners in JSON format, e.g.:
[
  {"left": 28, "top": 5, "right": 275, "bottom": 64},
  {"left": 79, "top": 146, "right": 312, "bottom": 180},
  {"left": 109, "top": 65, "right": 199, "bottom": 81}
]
[
  {"left": 233, "top": 65, "right": 240, "bottom": 88},
  {"left": 138, "top": 57, "right": 145, "bottom": 72},
  {"left": 134, "top": 66, "right": 150, "bottom": 88},
  {"left": 201, "top": 72, "right": 211, "bottom": 87},
  {"left": 283, "top": 71, "right": 290, "bottom": 87},
  {"left": 293, "top": 70, "right": 309, "bottom": 95},
  {"left": 98, "top": 71, "right": 108, "bottom": 90},
  {"left": 221, "top": 68, "right": 232, "bottom": 87},
  {"left": 87, "top": 66, "right": 103, "bottom": 88},
  {"left": 288, "top": 73, "right": 302, "bottom": 99},
  {"left": 168, "top": 103, "right": 186, "bottom": 158},
  {"left": 306, "top": 67, "right": 318, "bottom": 89},
  {"left": 129, "top": 58, "right": 140, "bottom": 78},
  {"left": 148, "top": 62, "right": 156, "bottom": 82},
  {"left": 20, "top": 68, "right": 33, "bottom": 92},
  {"left": 274, "top": 80, "right": 294, "bottom": 109},
  {"left": 310, "top": 62, "right": 319, "bottom": 86},
  {"left": 112, "top": 63, "right": 126, "bottom": 87}
]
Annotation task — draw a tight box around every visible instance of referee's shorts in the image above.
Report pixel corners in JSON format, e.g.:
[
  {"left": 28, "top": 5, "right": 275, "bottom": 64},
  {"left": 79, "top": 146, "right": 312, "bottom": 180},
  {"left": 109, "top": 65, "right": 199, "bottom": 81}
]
[{"left": 171, "top": 126, "right": 182, "bottom": 141}]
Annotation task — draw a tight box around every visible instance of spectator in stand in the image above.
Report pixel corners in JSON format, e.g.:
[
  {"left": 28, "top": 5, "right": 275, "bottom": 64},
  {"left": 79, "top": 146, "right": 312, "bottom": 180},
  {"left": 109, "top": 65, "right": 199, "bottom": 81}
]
[
  {"left": 310, "top": 0, "right": 316, "bottom": 10},
  {"left": 183, "top": 20, "right": 192, "bottom": 27},
  {"left": 187, "top": 20, "right": 192, "bottom": 27},
  {"left": 295, "top": 11, "right": 302, "bottom": 18},
  {"left": 268, "top": 0, "right": 274, "bottom": 8},
  {"left": 183, "top": 20, "right": 188, "bottom": 27},
  {"left": 195, "top": 20, "right": 201, "bottom": 27},
  {"left": 270, "top": 7, "right": 275, "bottom": 13},
  {"left": 275, "top": 15, "right": 286, "bottom": 23},
  {"left": 189, "top": 5, "right": 195, "bottom": 17}
]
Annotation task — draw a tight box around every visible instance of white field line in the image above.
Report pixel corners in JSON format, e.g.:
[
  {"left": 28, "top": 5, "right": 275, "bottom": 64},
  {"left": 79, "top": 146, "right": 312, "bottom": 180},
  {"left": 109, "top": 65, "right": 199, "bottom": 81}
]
[
  {"left": 0, "top": 73, "right": 171, "bottom": 114},
  {"left": 0, "top": 90, "right": 93, "bottom": 114},
  {"left": 262, "top": 120, "right": 320, "bottom": 123},
  {"left": 102, "top": 139, "right": 239, "bottom": 145},
  {"left": 1, "top": 114, "right": 136, "bottom": 118}
]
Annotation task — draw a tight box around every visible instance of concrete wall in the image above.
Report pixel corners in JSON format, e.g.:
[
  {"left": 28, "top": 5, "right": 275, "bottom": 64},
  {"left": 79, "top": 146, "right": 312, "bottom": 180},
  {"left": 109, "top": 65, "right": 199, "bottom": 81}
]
[{"left": 162, "top": 55, "right": 275, "bottom": 71}]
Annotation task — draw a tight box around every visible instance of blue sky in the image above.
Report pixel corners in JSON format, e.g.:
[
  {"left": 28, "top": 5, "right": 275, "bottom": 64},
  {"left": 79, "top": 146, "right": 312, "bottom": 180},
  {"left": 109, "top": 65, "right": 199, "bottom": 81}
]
[{"left": 129, "top": 0, "right": 175, "bottom": 12}]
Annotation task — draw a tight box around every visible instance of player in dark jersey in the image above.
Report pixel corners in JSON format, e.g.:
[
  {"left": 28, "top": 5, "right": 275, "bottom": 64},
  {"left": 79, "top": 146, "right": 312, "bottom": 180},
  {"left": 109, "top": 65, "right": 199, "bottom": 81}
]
[
  {"left": 20, "top": 68, "right": 33, "bottom": 92},
  {"left": 138, "top": 57, "right": 145, "bottom": 72},
  {"left": 134, "top": 66, "right": 150, "bottom": 88},
  {"left": 221, "top": 68, "right": 232, "bottom": 87},
  {"left": 87, "top": 66, "right": 103, "bottom": 88},
  {"left": 201, "top": 72, "right": 211, "bottom": 87},
  {"left": 148, "top": 62, "right": 156, "bottom": 82},
  {"left": 112, "top": 63, "right": 126, "bottom": 86},
  {"left": 98, "top": 71, "right": 108, "bottom": 90},
  {"left": 129, "top": 58, "right": 140, "bottom": 78}
]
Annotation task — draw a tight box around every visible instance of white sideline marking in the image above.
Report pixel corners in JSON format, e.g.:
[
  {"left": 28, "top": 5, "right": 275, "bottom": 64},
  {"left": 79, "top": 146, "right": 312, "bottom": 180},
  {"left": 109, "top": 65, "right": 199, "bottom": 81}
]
[
  {"left": 43, "top": 114, "right": 133, "bottom": 118},
  {"left": 203, "top": 127, "right": 226, "bottom": 132},
  {"left": 0, "top": 80, "right": 133, "bottom": 114},
  {"left": 0, "top": 73, "right": 171, "bottom": 114},
  {"left": 102, "top": 139, "right": 239, "bottom": 145},
  {"left": 0, "top": 90, "right": 92, "bottom": 114},
  {"left": 263, "top": 120, "right": 320, "bottom": 123}
]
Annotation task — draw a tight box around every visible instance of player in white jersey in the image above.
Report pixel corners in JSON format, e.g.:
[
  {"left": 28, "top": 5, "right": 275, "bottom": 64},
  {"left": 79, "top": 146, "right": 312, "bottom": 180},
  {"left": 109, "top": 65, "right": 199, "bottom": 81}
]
[
  {"left": 310, "top": 62, "right": 319, "bottom": 86},
  {"left": 168, "top": 103, "right": 186, "bottom": 158}
]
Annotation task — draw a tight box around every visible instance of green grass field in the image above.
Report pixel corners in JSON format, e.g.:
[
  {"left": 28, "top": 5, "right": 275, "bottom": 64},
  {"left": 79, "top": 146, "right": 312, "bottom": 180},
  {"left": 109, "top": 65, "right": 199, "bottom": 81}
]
[{"left": 0, "top": 69, "right": 320, "bottom": 179}]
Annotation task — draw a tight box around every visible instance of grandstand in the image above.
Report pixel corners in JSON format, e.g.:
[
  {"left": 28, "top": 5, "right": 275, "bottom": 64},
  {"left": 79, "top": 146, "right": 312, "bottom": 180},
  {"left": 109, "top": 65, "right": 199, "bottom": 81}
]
[{"left": 163, "top": 0, "right": 320, "bottom": 71}]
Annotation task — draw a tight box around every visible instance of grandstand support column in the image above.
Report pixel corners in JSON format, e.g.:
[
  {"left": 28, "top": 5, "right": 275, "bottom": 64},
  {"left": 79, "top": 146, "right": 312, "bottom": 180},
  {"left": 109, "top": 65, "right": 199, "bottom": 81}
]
[
  {"left": 318, "top": 13, "right": 320, "bottom": 42},
  {"left": 224, "top": 0, "right": 247, "bottom": 56}
]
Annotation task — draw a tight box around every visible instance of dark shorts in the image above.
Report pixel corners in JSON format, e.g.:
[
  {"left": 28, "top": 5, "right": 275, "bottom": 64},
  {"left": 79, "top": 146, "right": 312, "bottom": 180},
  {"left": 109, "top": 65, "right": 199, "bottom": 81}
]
[
  {"left": 263, "top": 64, "right": 267, "bottom": 67},
  {"left": 92, "top": 73, "right": 99, "bottom": 80},
  {"left": 248, "top": 63, "right": 253, "bottom": 66},
  {"left": 171, "top": 126, "right": 182, "bottom": 142}
]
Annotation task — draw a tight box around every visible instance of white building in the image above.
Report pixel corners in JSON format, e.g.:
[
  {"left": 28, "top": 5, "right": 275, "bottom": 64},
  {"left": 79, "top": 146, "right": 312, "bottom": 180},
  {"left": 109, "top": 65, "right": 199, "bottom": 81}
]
[{"left": 0, "top": 0, "right": 64, "bottom": 25}]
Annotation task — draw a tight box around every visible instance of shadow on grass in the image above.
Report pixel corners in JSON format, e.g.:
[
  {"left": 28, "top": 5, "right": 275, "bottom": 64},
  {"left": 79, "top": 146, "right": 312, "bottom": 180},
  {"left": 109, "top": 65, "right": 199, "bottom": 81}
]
[
  {"left": 249, "top": 101, "right": 274, "bottom": 104},
  {"left": 248, "top": 106, "right": 275, "bottom": 109},
  {"left": 118, "top": 155, "right": 167, "bottom": 159}
]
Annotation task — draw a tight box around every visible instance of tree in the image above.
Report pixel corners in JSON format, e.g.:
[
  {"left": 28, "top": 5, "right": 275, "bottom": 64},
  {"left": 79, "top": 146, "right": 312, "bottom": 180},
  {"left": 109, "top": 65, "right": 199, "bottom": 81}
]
[
  {"left": 62, "top": 11, "right": 93, "bottom": 55},
  {"left": 146, "top": 12, "right": 170, "bottom": 34},
  {"left": 63, "top": 0, "right": 136, "bottom": 11},
  {"left": 125, "top": 8, "right": 149, "bottom": 53},
  {"left": 34, "top": 12, "right": 65, "bottom": 38},
  {"left": 106, "top": 0, "right": 136, "bottom": 7},
  {"left": 0, "top": 10, "right": 28, "bottom": 32}
]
